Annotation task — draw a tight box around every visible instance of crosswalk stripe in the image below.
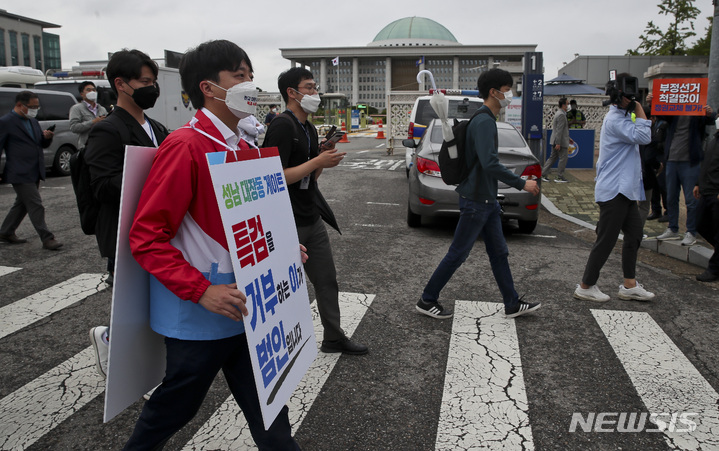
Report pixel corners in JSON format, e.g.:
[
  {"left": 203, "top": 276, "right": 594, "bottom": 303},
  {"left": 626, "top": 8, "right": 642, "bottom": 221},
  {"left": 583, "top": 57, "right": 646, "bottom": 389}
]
[
  {"left": 182, "top": 292, "right": 375, "bottom": 450},
  {"left": 592, "top": 310, "right": 719, "bottom": 450},
  {"left": 0, "top": 273, "right": 107, "bottom": 340},
  {"left": 0, "top": 347, "right": 105, "bottom": 450},
  {"left": 0, "top": 266, "right": 21, "bottom": 278},
  {"left": 436, "top": 301, "right": 534, "bottom": 450}
]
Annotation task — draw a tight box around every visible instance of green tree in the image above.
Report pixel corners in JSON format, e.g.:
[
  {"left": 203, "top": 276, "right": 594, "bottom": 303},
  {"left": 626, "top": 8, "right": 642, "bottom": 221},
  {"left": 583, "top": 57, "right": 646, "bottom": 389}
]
[
  {"left": 686, "top": 16, "right": 713, "bottom": 55},
  {"left": 627, "top": 0, "right": 701, "bottom": 55}
]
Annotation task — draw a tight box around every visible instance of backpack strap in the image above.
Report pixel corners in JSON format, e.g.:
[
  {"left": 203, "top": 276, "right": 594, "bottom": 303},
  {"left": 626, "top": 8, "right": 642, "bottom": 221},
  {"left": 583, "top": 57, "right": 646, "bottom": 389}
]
[{"left": 465, "top": 107, "right": 497, "bottom": 199}]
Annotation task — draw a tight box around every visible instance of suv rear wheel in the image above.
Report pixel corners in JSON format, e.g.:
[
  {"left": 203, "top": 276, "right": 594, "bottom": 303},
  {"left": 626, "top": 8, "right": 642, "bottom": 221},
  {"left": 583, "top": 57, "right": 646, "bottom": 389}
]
[{"left": 53, "top": 145, "right": 74, "bottom": 176}]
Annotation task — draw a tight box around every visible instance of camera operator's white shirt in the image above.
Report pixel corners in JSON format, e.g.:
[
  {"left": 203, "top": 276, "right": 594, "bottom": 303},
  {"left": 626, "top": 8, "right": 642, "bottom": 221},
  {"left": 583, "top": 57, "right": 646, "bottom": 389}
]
[{"left": 595, "top": 105, "right": 652, "bottom": 203}]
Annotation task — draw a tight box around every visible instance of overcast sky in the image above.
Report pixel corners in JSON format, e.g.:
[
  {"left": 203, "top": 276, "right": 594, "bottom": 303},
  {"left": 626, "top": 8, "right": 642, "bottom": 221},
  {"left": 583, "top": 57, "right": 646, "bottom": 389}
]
[{"left": 9, "top": 0, "right": 716, "bottom": 92}]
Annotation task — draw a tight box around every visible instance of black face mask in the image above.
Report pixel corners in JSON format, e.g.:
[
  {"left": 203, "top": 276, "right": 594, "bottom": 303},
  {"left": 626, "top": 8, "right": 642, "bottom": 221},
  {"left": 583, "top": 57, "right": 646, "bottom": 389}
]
[{"left": 127, "top": 83, "right": 160, "bottom": 110}]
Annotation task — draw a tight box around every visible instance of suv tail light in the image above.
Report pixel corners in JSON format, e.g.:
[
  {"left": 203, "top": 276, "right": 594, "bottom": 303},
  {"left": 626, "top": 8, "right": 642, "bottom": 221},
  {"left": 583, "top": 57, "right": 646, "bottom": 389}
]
[
  {"left": 520, "top": 164, "right": 542, "bottom": 181},
  {"left": 416, "top": 157, "right": 442, "bottom": 178},
  {"left": 408, "top": 122, "right": 415, "bottom": 139}
]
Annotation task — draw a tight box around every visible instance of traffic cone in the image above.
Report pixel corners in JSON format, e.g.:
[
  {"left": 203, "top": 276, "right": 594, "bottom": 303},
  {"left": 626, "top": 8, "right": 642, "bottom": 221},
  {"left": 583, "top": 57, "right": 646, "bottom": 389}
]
[
  {"left": 375, "top": 119, "right": 386, "bottom": 139},
  {"left": 339, "top": 121, "right": 350, "bottom": 143}
]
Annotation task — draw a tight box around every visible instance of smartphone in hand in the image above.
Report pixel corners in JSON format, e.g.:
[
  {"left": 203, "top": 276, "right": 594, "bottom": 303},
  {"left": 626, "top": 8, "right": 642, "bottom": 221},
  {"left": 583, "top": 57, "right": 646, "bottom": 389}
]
[
  {"left": 326, "top": 131, "right": 345, "bottom": 144},
  {"left": 46, "top": 124, "right": 56, "bottom": 132},
  {"left": 323, "top": 125, "right": 337, "bottom": 140}
]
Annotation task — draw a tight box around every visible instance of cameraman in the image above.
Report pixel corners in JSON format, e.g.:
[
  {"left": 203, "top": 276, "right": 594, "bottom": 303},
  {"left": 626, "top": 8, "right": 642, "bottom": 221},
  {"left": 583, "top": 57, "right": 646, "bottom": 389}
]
[{"left": 574, "top": 73, "right": 656, "bottom": 302}]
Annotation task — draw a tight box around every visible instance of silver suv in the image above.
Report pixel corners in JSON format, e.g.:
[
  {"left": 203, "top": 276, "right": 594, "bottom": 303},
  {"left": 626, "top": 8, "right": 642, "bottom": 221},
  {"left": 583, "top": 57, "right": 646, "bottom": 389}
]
[{"left": 0, "top": 87, "right": 79, "bottom": 176}]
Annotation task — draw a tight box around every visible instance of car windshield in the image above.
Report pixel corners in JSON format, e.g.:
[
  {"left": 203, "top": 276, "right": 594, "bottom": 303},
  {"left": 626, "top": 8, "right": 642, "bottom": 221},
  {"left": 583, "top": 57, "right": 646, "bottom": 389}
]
[
  {"left": 428, "top": 123, "right": 528, "bottom": 149},
  {"left": 416, "top": 98, "right": 482, "bottom": 126}
]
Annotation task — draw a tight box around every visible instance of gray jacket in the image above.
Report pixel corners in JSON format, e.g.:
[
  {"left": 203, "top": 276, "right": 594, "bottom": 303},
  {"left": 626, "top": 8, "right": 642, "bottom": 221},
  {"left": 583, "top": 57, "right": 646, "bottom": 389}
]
[
  {"left": 550, "top": 108, "right": 569, "bottom": 147},
  {"left": 69, "top": 101, "right": 108, "bottom": 150}
]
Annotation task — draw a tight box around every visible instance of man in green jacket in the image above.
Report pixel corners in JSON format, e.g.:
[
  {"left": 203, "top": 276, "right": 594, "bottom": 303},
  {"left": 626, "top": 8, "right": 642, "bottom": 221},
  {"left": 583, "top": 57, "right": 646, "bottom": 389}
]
[{"left": 416, "top": 68, "right": 541, "bottom": 320}]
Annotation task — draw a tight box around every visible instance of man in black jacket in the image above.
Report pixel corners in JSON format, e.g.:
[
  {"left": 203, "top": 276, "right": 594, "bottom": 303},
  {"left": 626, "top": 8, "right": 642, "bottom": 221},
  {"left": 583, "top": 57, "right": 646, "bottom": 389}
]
[
  {"left": 654, "top": 99, "right": 716, "bottom": 245},
  {"left": 263, "top": 67, "right": 367, "bottom": 355},
  {"left": 0, "top": 91, "right": 62, "bottom": 250},
  {"left": 85, "top": 49, "right": 169, "bottom": 378},
  {"left": 693, "top": 130, "right": 719, "bottom": 282}
]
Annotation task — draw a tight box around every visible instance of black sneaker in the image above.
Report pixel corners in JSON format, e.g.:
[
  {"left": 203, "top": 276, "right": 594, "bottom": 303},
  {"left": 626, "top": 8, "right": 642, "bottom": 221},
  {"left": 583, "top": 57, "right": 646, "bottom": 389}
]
[
  {"left": 505, "top": 298, "right": 541, "bottom": 318},
  {"left": 554, "top": 176, "right": 569, "bottom": 183},
  {"left": 416, "top": 299, "right": 453, "bottom": 319},
  {"left": 541, "top": 176, "right": 551, "bottom": 183}
]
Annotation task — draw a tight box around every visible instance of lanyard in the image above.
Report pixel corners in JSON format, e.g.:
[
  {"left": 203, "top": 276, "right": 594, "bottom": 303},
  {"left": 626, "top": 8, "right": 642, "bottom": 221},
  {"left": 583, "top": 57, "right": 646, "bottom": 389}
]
[
  {"left": 287, "top": 110, "right": 312, "bottom": 157},
  {"left": 183, "top": 118, "right": 261, "bottom": 158}
]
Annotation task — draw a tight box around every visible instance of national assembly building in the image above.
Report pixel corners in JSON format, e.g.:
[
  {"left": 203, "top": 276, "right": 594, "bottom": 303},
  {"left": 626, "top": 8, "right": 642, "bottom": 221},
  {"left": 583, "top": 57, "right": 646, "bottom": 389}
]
[{"left": 280, "top": 16, "right": 537, "bottom": 111}]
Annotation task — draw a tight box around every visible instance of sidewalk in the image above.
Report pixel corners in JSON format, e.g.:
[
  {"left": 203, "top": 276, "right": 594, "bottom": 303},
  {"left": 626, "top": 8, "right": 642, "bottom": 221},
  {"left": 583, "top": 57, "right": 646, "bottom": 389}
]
[{"left": 541, "top": 169, "right": 713, "bottom": 271}]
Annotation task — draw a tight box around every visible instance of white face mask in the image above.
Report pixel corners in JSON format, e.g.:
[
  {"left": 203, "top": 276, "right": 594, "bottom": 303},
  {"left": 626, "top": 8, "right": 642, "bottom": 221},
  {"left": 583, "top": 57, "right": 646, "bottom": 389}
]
[
  {"left": 209, "top": 80, "right": 258, "bottom": 119},
  {"left": 85, "top": 91, "right": 98, "bottom": 102},
  {"left": 494, "top": 89, "right": 513, "bottom": 108},
  {"left": 25, "top": 107, "right": 39, "bottom": 118},
  {"left": 293, "top": 89, "right": 321, "bottom": 114}
]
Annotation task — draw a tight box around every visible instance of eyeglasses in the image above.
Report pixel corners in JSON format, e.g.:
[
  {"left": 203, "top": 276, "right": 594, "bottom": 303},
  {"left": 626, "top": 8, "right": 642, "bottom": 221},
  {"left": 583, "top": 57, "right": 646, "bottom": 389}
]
[
  {"left": 23, "top": 104, "right": 40, "bottom": 110},
  {"left": 297, "top": 84, "right": 319, "bottom": 93}
]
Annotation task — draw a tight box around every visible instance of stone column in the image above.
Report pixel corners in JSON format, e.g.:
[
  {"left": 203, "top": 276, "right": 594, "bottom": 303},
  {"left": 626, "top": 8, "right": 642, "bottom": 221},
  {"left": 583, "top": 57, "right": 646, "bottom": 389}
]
[
  {"left": 453, "top": 57, "right": 460, "bottom": 90},
  {"left": 352, "top": 57, "right": 359, "bottom": 105},
  {"left": 385, "top": 57, "right": 392, "bottom": 111},
  {"left": 320, "top": 59, "right": 327, "bottom": 92}
]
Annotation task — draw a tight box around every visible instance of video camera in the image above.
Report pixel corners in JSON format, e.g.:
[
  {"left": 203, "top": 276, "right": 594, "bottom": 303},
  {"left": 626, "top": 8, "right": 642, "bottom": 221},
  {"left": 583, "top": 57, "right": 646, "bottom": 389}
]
[{"left": 603, "top": 70, "right": 639, "bottom": 107}]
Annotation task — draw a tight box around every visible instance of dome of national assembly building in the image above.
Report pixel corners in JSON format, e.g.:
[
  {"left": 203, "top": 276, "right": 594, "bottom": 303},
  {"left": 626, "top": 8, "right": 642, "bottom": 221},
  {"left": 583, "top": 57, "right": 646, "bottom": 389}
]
[{"left": 368, "top": 16, "right": 460, "bottom": 47}]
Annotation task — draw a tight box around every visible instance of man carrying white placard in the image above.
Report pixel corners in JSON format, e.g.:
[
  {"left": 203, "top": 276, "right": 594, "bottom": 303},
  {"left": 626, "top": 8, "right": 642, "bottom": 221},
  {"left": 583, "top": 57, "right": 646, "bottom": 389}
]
[{"left": 125, "top": 40, "right": 302, "bottom": 450}]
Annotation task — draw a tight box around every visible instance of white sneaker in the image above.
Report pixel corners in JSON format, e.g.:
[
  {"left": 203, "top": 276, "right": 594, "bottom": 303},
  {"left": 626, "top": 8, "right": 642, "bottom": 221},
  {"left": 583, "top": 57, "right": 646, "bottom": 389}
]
[
  {"left": 89, "top": 326, "right": 109, "bottom": 378},
  {"left": 680, "top": 232, "right": 696, "bottom": 246},
  {"left": 573, "top": 284, "right": 610, "bottom": 302},
  {"left": 618, "top": 283, "right": 655, "bottom": 301},
  {"left": 657, "top": 228, "right": 680, "bottom": 240}
]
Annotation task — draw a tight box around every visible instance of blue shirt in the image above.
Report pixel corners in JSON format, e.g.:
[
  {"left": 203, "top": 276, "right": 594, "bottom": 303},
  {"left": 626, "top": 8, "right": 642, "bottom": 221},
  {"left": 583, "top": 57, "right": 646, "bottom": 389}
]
[{"left": 595, "top": 106, "right": 652, "bottom": 203}]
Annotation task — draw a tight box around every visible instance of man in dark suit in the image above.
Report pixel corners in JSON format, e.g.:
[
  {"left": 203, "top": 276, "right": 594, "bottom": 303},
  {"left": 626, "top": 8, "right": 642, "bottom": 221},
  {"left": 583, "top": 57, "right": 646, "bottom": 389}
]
[
  {"left": 0, "top": 91, "right": 62, "bottom": 250},
  {"left": 85, "top": 49, "right": 169, "bottom": 378}
]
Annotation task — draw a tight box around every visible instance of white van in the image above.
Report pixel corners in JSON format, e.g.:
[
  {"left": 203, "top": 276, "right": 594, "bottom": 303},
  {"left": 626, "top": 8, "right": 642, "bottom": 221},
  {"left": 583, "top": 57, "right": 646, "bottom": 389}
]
[
  {"left": 35, "top": 66, "right": 194, "bottom": 130},
  {"left": 0, "top": 66, "right": 46, "bottom": 88}
]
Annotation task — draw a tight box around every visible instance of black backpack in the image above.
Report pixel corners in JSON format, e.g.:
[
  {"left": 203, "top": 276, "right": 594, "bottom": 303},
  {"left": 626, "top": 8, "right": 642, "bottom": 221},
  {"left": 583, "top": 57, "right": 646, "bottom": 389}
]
[
  {"left": 437, "top": 108, "right": 495, "bottom": 185},
  {"left": 69, "top": 112, "right": 168, "bottom": 235},
  {"left": 69, "top": 147, "right": 100, "bottom": 235}
]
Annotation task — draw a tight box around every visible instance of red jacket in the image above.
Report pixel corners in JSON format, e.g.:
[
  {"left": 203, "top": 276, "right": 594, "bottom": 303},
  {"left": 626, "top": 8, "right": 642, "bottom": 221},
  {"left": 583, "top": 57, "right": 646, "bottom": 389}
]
[{"left": 129, "top": 110, "right": 252, "bottom": 303}]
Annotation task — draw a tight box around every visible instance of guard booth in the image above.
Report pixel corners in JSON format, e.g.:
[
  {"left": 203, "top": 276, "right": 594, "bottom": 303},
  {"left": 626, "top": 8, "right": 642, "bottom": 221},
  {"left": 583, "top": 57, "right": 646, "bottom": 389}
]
[{"left": 319, "top": 92, "right": 348, "bottom": 128}]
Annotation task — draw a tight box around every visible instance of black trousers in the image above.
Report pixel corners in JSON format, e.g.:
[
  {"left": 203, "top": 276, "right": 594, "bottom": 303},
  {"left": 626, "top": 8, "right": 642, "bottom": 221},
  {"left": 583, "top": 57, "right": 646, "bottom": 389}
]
[
  {"left": 296, "top": 218, "right": 344, "bottom": 341},
  {"left": 582, "top": 194, "right": 643, "bottom": 286},
  {"left": 124, "top": 334, "right": 299, "bottom": 451},
  {"left": 0, "top": 182, "right": 53, "bottom": 242},
  {"left": 697, "top": 194, "right": 719, "bottom": 274}
]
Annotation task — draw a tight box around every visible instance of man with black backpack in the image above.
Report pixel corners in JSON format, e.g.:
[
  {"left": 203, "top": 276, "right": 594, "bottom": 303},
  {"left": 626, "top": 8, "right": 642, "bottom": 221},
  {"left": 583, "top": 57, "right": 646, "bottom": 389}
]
[
  {"left": 416, "top": 68, "right": 541, "bottom": 320},
  {"left": 84, "top": 49, "right": 169, "bottom": 379}
]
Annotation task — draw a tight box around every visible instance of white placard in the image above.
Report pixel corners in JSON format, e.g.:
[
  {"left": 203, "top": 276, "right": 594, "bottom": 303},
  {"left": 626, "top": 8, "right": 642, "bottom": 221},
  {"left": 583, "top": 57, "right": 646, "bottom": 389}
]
[
  {"left": 206, "top": 149, "right": 317, "bottom": 430},
  {"left": 105, "top": 146, "right": 165, "bottom": 423}
]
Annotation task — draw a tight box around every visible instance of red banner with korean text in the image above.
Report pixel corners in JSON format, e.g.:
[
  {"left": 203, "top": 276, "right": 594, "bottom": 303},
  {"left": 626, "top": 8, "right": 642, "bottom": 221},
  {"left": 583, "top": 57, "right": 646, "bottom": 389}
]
[{"left": 651, "top": 78, "right": 708, "bottom": 116}]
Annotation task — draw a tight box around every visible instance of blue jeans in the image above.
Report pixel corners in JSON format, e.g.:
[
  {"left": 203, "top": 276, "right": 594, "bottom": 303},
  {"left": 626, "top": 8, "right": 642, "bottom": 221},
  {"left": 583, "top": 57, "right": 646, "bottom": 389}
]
[
  {"left": 422, "top": 197, "right": 519, "bottom": 309},
  {"left": 665, "top": 161, "right": 700, "bottom": 234}
]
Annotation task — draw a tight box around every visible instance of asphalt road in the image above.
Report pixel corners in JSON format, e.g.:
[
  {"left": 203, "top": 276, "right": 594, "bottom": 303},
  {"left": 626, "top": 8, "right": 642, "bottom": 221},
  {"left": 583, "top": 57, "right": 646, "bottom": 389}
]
[{"left": 1, "top": 136, "right": 718, "bottom": 451}]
